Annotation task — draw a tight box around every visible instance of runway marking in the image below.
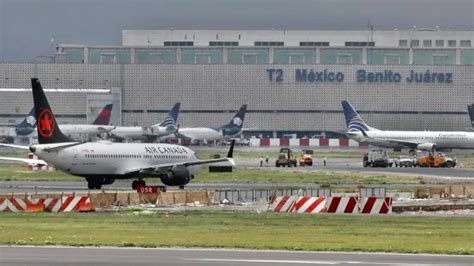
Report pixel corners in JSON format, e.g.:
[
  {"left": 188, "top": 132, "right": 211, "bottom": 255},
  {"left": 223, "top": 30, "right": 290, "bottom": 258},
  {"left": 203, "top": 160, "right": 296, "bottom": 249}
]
[{"left": 184, "top": 258, "right": 342, "bottom": 264}]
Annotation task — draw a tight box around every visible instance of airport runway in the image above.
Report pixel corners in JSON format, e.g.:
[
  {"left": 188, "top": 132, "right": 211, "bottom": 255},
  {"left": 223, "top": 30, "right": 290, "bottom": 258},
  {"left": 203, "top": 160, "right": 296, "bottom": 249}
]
[{"left": 0, "top": 246, "right": 472, "bottom": 265}]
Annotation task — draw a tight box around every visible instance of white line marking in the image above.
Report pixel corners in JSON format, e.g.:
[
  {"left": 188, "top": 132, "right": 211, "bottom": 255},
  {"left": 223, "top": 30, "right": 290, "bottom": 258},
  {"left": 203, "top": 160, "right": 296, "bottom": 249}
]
[{"left": 184, "top": 258, "right": 341, "bottom": 264}]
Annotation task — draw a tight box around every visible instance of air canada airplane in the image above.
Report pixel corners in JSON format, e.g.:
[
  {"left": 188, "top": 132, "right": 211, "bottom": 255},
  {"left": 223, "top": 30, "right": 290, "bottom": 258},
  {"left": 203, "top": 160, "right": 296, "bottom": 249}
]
[
  {"left": 342, "top": 100, "right": 474, "bottom": 151},
  {"left": 178, "top": 104, "right": 247, "bottom": 142},
  {"left": 0, "top": 78, "right": 235, "bottom": 190},
  {"left": 108, "top": 103, "right": 180, "bottom": 142}
]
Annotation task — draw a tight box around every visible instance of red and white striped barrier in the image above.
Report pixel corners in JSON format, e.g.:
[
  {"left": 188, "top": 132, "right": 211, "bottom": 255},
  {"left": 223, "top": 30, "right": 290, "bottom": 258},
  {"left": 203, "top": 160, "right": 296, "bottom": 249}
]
[
  {"left": 0, "top": 198, "right": 45, "bottom": 212},
  {"left": 291, "top": 196, "right": 327, "bottom": 213},
  {"left": 44, "top": 196, "right": 94, "bottom": 212},
  {"left": 360, "top": 197, "right": 392, "bottom": 214},
  {"left": 268, "top": 196, "right": 298, "bottom": 213},
  {"left": 326, "top": 196, "right": 359, "bottom": 214}
]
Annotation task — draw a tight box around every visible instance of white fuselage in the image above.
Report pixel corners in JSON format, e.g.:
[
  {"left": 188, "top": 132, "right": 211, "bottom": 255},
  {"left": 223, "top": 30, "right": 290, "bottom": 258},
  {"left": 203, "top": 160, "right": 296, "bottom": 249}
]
[
  {"left": 60, "top": 124, "right": 115, "bottom": 136},
  {"left": 349, "top": 130, "right": 474, "bottom": 149},
  {"left": 110, "top": 126, "right": 175, "bottom": 141},
  {"left": 33, "top": 142, "right": 199, "bottom": 178},
  {"left": 178, "top": 127, "right": 227, "bottom": 141}
]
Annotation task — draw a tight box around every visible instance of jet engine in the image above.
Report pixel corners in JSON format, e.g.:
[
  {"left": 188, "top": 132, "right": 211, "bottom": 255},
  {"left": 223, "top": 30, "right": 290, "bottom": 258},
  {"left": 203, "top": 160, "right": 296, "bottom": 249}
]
[
  {"left": 160, "top": 165, "right": 191, "bottom": 186},
  {"left": 417, "top": 143, "right": 436, "bottom": 151}
]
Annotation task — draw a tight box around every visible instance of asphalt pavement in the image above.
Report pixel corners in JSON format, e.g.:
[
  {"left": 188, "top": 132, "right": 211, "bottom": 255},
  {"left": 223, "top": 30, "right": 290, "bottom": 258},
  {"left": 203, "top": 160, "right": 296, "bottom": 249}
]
[{"left": 0, "top": 246, "right": 472, "bottom": 265}]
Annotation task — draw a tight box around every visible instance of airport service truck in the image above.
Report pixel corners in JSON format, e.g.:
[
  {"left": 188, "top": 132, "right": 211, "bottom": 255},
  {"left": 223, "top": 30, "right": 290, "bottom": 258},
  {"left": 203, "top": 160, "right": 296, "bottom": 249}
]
[
  {"left": 415, "top": 152, "right": 456, "bottom": 168},
  {"left": 275, "top": 148, "right": 298, "bottom": 167},
  {"left": 363, "top": 150, "right": 393, "bottom": 167}
]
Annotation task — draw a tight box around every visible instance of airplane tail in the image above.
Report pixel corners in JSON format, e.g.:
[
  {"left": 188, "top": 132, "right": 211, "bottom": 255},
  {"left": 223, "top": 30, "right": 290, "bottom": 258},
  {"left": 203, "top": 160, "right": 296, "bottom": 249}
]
[
  {"left": 158, "top": 103, "right": 180, "bottom": 128},
  {"left": 15, "top": 107, "right": 36, "bottom": 136},
  {"left": 92, "top": 104, "right": 113, "bottom": 125},
  {"left": 468, "top": 104, "right": 474, "bottom": 127},
  {"left": 31, "top": 78, "right": 72, "bottom": 144},
  {"left": 341, "top": 101, "right": 378, "bottom": 133},
  {"left": 225, "top": 104, "right": 247, "bottom": 129}
]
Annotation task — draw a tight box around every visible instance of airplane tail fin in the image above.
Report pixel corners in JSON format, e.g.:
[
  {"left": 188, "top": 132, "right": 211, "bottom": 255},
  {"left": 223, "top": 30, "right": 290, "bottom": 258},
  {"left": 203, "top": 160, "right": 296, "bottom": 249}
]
[
  {"left": 31, "top": 78, "right": 73, "bottom": 144},
  {"left": 158, "top": 102, "right": 180, "bottom": 128},
  {"left": 341, "top": 101, "right": 378, "bottom": 132},
  {"left": 92, "top": 104, "right": 113, "bottom": 125},
  {"left": 468, "top": 104, "right": 474, "bottom": 127},
  {"left": 15, "top": 107, "right": 36, "bottom": 136},
  {"left": 225, "top": 104, "right": 247, "bottom": 129}
]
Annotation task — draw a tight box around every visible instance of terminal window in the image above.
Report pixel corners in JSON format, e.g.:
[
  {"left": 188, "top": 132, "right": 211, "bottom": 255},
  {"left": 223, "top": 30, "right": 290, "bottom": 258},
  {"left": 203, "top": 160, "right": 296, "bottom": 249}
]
[
  {"left": 254, "top": 41, "right": 284, "bottom": 46},
  {"left": 164, "top": 41, "right": 194, "bottom": 46},
  {"left": 100, "top": 53, "right": 116, "bottom": 64},
  {"left": 209, "top": 41, "right": 238, "bottom": 46},
  {"left": 410, "top": 40, "right": 419, "bottom": 47},
  {"left": 289, "top": 54, "right": 305, "bottom": 64},
  {"left": 345, "top": 42, "right": 375, "bottom": 47},
  {"left": 195, "top": 54, "right": 211, "bottom": 64},
  {"left": 242, "top": 54, "right": 258, "bottom": 64},
  {"left": 337, "top": 53, "right": 353, "bottom": 64},
  {"left": 460, "top": 40, "right": 471, "bottom": 47},
  {"left": 399, "top": 40, "right": 408, "bottom": 47},
  {"left": 448, "top": 40, "right": 456, "bottom": 47},
  {"left": 299, "top": 42, "right": 329, "bottom": 47},
  {"left": 433, "top": 54, "right": 449, "bottom": 65},
  {"left": 423, "top": 40, "right": 432, "bottom": 47},
  {"left": 384, "top": 54, "right": 401, "bottom": 65},
  {"left": 435, "top": 40, "right": 444, "bottom": 47},
  {"left": 147, "top": 53, "right": 164, "bottom": 64}
]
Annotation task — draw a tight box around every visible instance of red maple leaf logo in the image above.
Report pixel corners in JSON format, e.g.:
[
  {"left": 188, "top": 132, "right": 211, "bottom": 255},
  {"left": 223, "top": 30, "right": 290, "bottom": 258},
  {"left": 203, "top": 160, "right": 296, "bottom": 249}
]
[{"left": 38, "top": 109, "right": 54, "bottom": 138}]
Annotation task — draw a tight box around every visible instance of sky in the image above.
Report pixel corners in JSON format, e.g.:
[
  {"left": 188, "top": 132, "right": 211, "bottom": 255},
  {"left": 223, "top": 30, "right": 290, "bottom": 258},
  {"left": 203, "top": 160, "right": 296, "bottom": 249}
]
[{"left": 0, "top": 0, "right": 473, "bottom": 61}]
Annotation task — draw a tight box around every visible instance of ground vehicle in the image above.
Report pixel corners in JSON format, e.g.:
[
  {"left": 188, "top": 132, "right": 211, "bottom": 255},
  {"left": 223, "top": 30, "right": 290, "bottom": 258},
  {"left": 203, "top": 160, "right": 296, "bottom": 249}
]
[
  {"left": 415, "top": 152, "right": 456, "bottom": 168},
  {"left": 394, "top": 155, "right": 415, "bottom": 167},
  {"left": 363, "top": 150, "right": 393, "bottom": 167},
  {"left": 275, "top": 148, "right": 297, "bottom": 167},
  {"left": 299, "top": 150, "right": 313, "bottom": 166}
]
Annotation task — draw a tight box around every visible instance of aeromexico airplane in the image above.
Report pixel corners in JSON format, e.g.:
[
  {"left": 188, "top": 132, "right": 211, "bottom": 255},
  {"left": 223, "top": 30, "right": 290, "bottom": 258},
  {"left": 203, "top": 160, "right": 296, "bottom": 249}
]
[
  {"left": 108, "top": 103, "right": 180, "bottom": 142},
  {"left": 342, "top": 100, "right": 474, "bottom": 151},
  {"left": 15, "top": 104, "right": 115, "bottom": 140},
  {"left": 178, "top": 104, "right": 247, "bottom": 142},
  {"left": 0, "top": 78, "right": 234, "bottom": 190}
]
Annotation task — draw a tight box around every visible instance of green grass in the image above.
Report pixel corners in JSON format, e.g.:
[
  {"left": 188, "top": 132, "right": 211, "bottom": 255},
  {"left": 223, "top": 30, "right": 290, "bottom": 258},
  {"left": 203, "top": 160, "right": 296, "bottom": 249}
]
[
  {"left": 0, "top": 211, "right": 472, "bottom": 254},
  {"left": 0, "top": 164, "right": 428, "bottom": 185}
]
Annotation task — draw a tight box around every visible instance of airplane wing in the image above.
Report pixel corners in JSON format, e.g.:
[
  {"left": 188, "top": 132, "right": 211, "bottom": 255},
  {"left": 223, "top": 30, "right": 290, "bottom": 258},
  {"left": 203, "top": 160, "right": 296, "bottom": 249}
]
[
  {"left": 0, "top": 156, "right": 48, "bottom": 166},
  {"left": 125, "top": 140, "right": 235, "bottom": 176},
  {"left": 0, "top": 143, "right": 30, "bottom": 150}
]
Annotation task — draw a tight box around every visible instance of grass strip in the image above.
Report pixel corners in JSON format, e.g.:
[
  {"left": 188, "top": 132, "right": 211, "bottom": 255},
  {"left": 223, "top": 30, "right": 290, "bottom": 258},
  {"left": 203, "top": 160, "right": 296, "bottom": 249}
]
[{"left": 0, "top": 211, "right": 472, "bottom": 255}]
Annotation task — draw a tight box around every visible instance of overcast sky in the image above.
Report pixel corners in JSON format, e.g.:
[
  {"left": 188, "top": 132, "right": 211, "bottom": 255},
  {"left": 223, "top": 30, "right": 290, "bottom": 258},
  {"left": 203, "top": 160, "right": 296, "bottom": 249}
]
[{"left": 0, "top": 0, "right": 473, "bottom": 62}]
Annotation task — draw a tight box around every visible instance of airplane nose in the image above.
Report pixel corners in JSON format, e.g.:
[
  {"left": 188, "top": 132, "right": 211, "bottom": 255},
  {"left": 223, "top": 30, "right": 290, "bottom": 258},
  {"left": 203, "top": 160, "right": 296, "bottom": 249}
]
[{"left": 29, "top": 146, "right": 36, "bottom": 153}]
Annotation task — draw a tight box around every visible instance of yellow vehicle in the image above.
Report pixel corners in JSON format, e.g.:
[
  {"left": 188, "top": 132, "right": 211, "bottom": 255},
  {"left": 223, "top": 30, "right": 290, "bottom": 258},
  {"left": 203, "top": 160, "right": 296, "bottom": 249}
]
[
  {"left": 416, "top": 152, "right": 456, "bottom": 168},
  {"left": 299, "top": 150, "right": 313, "bottom": 166},
  {"left": 275, "top": 148, "right": 297, "bottom": 167}
]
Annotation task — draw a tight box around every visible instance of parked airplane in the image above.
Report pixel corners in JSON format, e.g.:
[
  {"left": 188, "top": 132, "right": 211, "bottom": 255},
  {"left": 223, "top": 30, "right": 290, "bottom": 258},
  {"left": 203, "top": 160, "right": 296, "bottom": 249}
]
[
  {"left": 60, "top": 104, "right": 114, "bottom": 140},
  {"left": 15, "top": 104, "right": 114, "bottom": 141},
  {"left": 108, "top": 103, "right": 180, "bottom": 142},
  {"left": 0, "top": 79, "right": 234, "bottom": 190},
  {"left": 342, "top": 100, "right": 474, "bottom": 151},
  {"left": 178, "top": 104, "right": 247, "bottom": 142}
]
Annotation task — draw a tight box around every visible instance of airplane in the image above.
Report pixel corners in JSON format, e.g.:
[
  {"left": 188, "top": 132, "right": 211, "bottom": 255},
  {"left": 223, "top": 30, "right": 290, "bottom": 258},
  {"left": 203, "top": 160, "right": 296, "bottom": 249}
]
[
  {"left": 0, "top": 78, "right": 234, "bottom": 190},
  {"left": 59, "top": 104, "right": 115, "bottom": 140},
  {"left": 178, "top": 104, "right": 247, "bottom": 142},
  {"left": 15, "top": 104, "right": 115, "bottom": 141},
  {"left": 342, "top": 100, "right": 474, "bottom": 151},
  {"left": 108, "top": 103, "right": 180, "bottom": 142}
]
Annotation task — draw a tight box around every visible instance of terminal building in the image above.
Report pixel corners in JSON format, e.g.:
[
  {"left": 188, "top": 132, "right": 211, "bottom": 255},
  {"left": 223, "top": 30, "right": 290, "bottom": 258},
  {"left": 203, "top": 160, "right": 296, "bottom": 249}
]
[{"left": 1, "top": 29, "right": 474, "bottom": 139}]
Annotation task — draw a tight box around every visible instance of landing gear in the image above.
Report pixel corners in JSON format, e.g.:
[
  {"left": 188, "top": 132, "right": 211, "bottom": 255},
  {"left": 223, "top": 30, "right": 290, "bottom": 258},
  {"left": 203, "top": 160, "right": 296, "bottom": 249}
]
[
  {"left": 132, "top": 179, "right": 146, "bottom": 190},
  {"left": 179, "top": 185, "right": 185, "bottom": 190},
  {"left": 86, "top": 178, "right": 103, "bottom": 190}
]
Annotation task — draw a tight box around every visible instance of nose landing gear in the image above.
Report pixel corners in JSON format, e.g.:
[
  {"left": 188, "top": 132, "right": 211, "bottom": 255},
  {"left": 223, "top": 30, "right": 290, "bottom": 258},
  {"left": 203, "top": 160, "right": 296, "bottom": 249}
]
[{"left": 132, "top": 179, "right": 146, "bottom": 190}]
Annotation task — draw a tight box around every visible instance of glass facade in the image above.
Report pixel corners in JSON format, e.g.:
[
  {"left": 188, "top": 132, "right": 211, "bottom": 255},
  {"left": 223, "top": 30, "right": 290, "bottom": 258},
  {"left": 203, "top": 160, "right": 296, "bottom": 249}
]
[
  {"left": 181, "top": 48, "right": 223, "bottom": 64},
  {"left": 367, "top": 49, "right": 409, "bottom": 65},
  {"left": 320, "top": 49, "right": 361, "bottom": 64},
  {"left": 228, "top": 48, "right": 269, "bottom": 64},
  {"left": 88, "top": 48, "right": 130, "bottom": 64},
  {"left": 274, "top": 49, "right": 314, "bottom": 64},
  {"left": 63, "top": 48, "right": 84, "bottom": 63},
  {"left": 135, "top": 49, "right": 177, "bottom": 64},
  {"left": 413, "top": 49, "right": 455, "bottom": 65}
]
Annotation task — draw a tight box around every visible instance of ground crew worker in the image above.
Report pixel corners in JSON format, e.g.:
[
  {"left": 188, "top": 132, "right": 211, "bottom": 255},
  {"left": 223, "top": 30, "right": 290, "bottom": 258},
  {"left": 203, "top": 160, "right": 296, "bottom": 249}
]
[
  {"left": 323, "top": 156, "right": 327, "bottom": 166},
  {"left": 259, "top": 156, "right": 264, "bottom": 167}
]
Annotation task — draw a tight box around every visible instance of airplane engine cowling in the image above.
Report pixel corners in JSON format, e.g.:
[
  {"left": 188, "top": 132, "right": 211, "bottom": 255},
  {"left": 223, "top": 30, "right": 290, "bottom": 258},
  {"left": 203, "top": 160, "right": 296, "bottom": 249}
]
[
  {"left": 160, "top": 165, "right": 191, "bottom": 186},
  {"left": 417, "top": 143, "right": 436, "bottom": 151}
]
